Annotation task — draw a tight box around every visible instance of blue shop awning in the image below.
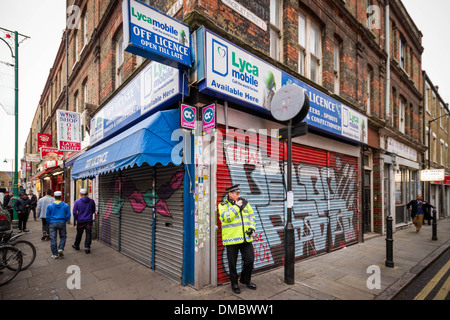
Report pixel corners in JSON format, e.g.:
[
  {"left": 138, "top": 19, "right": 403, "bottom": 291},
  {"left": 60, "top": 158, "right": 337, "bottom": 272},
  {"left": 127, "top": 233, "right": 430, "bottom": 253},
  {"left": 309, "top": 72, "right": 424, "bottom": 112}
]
[{"left": 71, "top": 109, "right": 182, "bottom": 180}]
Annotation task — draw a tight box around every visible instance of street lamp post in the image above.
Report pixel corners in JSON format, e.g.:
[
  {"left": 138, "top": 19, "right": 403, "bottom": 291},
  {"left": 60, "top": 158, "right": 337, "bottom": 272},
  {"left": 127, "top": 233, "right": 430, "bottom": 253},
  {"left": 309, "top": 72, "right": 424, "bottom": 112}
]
[
  {"left": 427, "top": 112, "right": 449, "bottom": 214},
  {"left": 1, "top": 27, "right": 30, "bottom": 228}
]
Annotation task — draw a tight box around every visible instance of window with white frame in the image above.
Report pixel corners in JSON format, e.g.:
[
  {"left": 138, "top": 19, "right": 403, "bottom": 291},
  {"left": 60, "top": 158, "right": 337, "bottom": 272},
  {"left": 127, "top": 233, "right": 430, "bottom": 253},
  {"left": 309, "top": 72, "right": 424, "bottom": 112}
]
[
  {"left": 425, "top": 83, "right": 430, "bottom": 114},
  {"left": 74, "top": 91, "right": 79, "bottom": 113},
  {"left": 84, "top": 81, "right": 88, "bottom": 106},
  {"left": 425, "top": 126, "right": 429, "bottom": 160},
  {"left": 366, "top": 66, "right": 373, "bottom": 114},
  {"left": 399, "top": 36, "right": 406, "bottom": 69},
  {"left": 446, "top": 143, "right": 449, "bottom": 167},
  {"left": 399, "top": 97, "right": 406, "bottom": 133},
  {"left": 432, "top": 132, "right": 437, "bottom": 163},
  {"left": 440, "top": 102, "right": 444, "bottom": 128},
  {"left": 333, "top": 40, "right": 340, "bottom": 94},
  {"left": 440, "top": 139, "right": 445, "bottom": 165},
  {"left": 270, "top": 0, "right": 282, "bottom": 61},
  {"left": 115, "top": 30, "right": 124, "bottom": 88},
  {"left": 83, "top": 12, "right": 88, "bottom": 48},
  {"left": 298, "top": 11, "right": 321, "bottom": 83},
  {"left": 74, "top": 32, "right": 79, "bottom": 64}
]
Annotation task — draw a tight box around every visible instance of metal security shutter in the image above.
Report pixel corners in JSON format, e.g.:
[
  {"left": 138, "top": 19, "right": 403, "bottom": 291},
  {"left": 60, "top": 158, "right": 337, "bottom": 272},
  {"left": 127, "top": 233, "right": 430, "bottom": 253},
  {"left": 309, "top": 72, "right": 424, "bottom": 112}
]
[
  {"left": 291, "top": 145, "right": 359, "bottom": 253},
  {"left": 326, "top": 152, "right": 359, "bottom": 250},
  {"left": 291, "top": 144, "right": 329, "bottom": 258},
  {"left": 216, "top": 125, "right": 360, "bottom": 284},
  {"left": 120, "top": 164, "right": 155, "bottom": 267},
  {"left": 154, "top": 163, "right": 184, "bottom": 283},
  {"left": 98, "top": 171, "right": 120, "bottom": 250}
]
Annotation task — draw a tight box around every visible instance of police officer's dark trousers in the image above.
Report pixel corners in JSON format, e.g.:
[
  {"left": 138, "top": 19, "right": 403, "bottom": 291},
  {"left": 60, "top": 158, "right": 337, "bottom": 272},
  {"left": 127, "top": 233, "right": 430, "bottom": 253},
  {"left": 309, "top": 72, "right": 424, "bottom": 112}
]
[{"left": 226, "top": 242, "right": 254, "bottom": 285}]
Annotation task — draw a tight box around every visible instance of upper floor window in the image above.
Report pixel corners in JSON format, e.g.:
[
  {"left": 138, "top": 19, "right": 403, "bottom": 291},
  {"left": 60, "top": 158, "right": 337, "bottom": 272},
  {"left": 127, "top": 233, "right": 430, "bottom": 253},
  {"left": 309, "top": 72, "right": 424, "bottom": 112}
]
[
  {"left": 83, "top": 12, "right": 88, "bottom": 48},
  {"left": 333, "top": 40, "right": 340, "bottom": 94},
  {"left": 270, "top": 0, "right": 282, "bottom": 61},
  {"left": 115, "top": 30, "right": 124, "bottom": 88},
  {"left": 399, "top": 96, "right": 406, "bottom": 133},
  {"left": 366, "top": 65, "right": 374, "bottom": 114},
  {"left": 298, "top": 11, "right": 322, "bottom": 84},
  {"left": 399, "top": 36, "right": 406, "bottom": 69}
]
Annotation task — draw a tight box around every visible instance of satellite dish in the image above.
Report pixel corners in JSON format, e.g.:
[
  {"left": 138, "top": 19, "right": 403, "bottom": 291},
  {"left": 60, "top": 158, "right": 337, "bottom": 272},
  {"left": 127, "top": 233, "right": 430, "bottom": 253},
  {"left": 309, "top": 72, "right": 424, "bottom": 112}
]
[{"left": 270, "top": 84, "right": 310, "bottom": 123}]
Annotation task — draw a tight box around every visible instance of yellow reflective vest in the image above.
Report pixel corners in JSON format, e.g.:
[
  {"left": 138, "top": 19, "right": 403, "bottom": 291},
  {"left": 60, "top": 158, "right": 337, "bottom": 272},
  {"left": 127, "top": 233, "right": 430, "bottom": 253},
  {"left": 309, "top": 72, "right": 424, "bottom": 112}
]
[{"left": 218, "top": 198, "right": 256, "bottom": 246}]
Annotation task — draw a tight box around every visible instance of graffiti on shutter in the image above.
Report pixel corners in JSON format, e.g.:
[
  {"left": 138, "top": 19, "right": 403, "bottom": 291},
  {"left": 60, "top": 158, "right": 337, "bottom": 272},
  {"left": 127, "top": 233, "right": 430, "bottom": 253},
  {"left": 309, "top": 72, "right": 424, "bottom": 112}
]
[{"left": 216, "top": 125, "right": 359, "bottom": 284}]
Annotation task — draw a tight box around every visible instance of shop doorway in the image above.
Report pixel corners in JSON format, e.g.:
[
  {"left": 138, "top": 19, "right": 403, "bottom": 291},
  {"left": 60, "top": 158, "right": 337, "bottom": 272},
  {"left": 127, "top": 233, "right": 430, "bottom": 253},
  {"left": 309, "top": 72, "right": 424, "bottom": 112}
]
[{"left": 363, "top": 170, "right": 372, "bottom": 233}]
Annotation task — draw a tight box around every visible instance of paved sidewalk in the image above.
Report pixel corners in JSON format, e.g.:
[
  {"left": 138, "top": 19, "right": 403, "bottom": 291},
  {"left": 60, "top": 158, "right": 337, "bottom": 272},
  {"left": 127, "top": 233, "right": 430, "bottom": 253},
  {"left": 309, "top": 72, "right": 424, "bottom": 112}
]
[{"left": 1, "top": 217, "right": 449, "bottom": 300}]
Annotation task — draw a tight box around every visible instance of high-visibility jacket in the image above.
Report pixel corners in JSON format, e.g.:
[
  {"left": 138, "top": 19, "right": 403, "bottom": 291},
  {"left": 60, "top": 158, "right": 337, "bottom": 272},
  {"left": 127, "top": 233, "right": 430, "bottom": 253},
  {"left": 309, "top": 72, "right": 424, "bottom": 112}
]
[{"left": 218, "top": 198, "right": 256, "bottom": 246}]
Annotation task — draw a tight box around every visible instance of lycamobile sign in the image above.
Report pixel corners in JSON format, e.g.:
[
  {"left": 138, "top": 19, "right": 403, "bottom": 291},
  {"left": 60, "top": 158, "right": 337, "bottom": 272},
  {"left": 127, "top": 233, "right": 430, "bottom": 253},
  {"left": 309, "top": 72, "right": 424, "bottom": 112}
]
[
  {"left": 198, "top": 28, "right": 368, "bottom": 144},
  {"left": 122, "top": 0, "right": 191, "bottom": 69},
  {"left": 200, "top": 29, "right": 281, "bottom": 110}
]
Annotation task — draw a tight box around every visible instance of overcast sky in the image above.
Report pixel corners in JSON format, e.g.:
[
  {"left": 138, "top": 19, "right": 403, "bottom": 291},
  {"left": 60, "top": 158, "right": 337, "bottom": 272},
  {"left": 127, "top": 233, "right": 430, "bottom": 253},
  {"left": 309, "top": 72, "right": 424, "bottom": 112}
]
[{"left": 0, "top": 0, "right": 449, "bottom": 172}]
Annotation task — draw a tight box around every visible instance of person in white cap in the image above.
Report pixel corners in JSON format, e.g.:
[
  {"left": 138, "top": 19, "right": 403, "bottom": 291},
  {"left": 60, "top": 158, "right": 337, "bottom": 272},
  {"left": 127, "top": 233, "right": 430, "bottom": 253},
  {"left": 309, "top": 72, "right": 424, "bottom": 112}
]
[
  {"left": 72, "top": 188, "right": 96, "bottom": 254},
  {"left": 46, "top": 190, "right": 71, "bottom": 259}
]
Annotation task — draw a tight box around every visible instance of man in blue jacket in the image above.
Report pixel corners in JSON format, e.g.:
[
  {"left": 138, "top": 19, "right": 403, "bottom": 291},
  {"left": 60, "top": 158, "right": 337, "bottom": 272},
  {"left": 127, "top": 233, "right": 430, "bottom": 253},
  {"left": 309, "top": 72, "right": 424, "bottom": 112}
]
[
  {"left": 72, "top": 189, "right": 96, "bottom": 254},
  {"left": 46, "top": 191, "right": 71, "bottom": 259}
]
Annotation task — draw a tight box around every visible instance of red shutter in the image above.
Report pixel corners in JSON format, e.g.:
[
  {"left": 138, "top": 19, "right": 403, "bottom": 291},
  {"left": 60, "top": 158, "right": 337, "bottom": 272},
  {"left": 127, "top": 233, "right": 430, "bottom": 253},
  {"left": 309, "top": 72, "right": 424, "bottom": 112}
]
[{"left": 216, "top": 125, "right": 360, "bottom": 284}]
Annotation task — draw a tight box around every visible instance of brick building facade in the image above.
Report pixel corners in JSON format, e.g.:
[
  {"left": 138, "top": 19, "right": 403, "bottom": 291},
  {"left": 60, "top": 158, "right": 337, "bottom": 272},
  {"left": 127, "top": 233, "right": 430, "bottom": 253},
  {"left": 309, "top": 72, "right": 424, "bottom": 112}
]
[{"left": 22, "top": 0, "right": 449, "bottom": 288}]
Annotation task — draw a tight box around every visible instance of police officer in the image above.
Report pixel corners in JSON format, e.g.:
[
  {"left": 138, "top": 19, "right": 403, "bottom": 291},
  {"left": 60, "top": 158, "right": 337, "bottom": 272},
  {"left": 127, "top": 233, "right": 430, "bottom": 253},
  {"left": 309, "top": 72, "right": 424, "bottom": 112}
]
[{"left": 218, "top": 185, "right": 257, "bottom": 294}]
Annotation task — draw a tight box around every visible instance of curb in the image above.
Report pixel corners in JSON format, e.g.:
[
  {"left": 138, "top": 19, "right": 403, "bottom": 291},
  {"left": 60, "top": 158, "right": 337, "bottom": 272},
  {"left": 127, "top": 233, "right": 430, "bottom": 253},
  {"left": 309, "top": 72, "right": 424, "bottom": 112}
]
[{"left": 375, "top": 239, "right": 450, "bottom": 300}]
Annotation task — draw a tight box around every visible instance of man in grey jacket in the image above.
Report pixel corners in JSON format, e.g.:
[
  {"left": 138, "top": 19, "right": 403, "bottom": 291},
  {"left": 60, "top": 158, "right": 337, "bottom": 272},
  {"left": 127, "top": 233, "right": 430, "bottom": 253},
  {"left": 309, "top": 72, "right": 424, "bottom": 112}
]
[{"left": 36, "top": 189, "right": 55, "bottom": 241}]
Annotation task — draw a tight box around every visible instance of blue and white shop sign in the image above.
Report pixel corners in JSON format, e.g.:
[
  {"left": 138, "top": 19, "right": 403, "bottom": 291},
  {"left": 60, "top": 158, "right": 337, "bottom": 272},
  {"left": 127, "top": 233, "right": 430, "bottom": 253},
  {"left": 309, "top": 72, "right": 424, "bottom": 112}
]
[
  {"left": 197, "top": 28, "right": 368, "bottom": 145},
  {"left": 90, "top": 61, "right": 188, "bottom": 146},
  {"left": 122, "top": 0, "right": 192, "bottom": 69}
]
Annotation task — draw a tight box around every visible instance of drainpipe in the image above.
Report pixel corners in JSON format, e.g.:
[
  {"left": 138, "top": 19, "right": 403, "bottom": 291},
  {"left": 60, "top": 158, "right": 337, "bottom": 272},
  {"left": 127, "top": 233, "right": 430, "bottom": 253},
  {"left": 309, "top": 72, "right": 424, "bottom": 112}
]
[{"left": 385, "top": 1, "right": 390, "bottom": 121}]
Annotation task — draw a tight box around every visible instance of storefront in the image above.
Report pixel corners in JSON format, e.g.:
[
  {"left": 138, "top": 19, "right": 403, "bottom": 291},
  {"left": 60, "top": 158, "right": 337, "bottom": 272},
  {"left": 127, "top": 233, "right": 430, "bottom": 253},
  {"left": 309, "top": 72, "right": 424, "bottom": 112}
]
[
  {"left": 194, "top": 28, "right": 367, "bottom": 286},
  {"left": 29, "top": 162, "right": 64, "bottom": 198},
  {"left": 70, "top": 59, "right": 195, "bottom": 284},
  {"left": 383, "top": 137, "right": 421, "bottom": 227}
]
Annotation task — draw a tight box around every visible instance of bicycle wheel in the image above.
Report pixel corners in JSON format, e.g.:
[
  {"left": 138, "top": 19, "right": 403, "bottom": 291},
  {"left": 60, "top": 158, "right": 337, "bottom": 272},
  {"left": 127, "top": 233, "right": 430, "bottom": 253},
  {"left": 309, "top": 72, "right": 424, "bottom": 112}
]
[
  {"left": 11, "top": 240, "right": 36, "bottom": 270},
  {"left": 0, "top": 246, "right": 23, "bottom": 286}
]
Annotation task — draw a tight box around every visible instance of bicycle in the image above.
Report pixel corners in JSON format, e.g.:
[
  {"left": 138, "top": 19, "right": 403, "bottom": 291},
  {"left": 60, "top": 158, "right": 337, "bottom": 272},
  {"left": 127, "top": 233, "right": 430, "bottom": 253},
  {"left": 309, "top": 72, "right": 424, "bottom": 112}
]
[
  {"left": 0, "top": 230, "right": 36, "bottom": 270},
  {"left": 0, "top": 244, "right": 23, "bottom": 286}
]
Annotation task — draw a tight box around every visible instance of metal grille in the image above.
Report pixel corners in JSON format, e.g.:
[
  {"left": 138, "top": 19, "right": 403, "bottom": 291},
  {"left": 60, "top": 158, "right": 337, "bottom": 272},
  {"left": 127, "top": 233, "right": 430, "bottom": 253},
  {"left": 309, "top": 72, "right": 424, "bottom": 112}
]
[
  {"left": 98, "top": 171, "right": 121, "bottom": 250},
  {"left": 120, "top": 164, "right": 155, "bottom": 267},
  {"left": 154, "top": 164, "right": 185, "bottom": 283},
  {"left": 216, "top": 125, "right": 360, "bottom": 284}
]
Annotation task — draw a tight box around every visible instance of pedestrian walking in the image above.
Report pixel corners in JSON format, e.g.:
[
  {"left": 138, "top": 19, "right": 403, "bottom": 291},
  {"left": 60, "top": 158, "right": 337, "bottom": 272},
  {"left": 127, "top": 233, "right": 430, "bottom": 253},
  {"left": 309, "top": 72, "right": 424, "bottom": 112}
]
[
  {"left": 46, "top": 191, "right": 71, "bottom": 259},
  {"left": 218, "top": 185, "right": 257, "bottom": 294},
  {"left": 28, "top": 190, "right": 38, "bottom": 221},
  {"left": 407, "top": 194, "right": 435, "bottom": 232},
  {"left": 72, "top": 188, "right": 96, "bottom": 254},
  {"left": 36, "top": 189, "right": 55, "bottom": 241},
  {"left": 14, "top": 191, "right": 31, "bottom": 232}
]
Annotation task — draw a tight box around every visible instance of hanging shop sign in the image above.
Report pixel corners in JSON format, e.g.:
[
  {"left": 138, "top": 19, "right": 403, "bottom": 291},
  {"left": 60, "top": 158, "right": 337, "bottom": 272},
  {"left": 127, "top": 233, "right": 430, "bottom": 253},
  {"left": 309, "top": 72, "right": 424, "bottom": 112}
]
[
  {"left": 202, "top": 103, "right": 216, "bottom": 132},
  {"left": 40, "top": 147, "right": 64, "bottom": 161},
  {"left": 197, "top": 28, "right": 368, "bottom": 144},
  {"left": 56, "top": 110, "right": 82, "bottom": 152},
  {"left": 37, "top": 133, "right": 51, "bottom": 152},
  {"left": 90, "top": 60, "right": 188, "bottom": 146},
  {"left": 180, "top": 103, "right": 197, "bottom": 131},
  {"left": 26, "top": 154, "right": 41, "bottom": 163},
  {"left": 420, "top": 169, "right": 445, "bottom": 182},
  {"left": 122, "top": 0, "right": 191, "bottom": 69}
]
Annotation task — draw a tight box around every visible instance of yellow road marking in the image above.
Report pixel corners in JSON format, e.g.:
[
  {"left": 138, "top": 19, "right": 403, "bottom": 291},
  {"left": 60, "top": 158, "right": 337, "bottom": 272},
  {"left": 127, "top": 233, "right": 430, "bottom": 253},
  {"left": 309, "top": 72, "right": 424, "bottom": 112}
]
[
  {"left": 432, "top": 274, "right": 450, "bottom": 300},
  {"left": 414, "top": 260, "right": 450, "bottom": 300}
]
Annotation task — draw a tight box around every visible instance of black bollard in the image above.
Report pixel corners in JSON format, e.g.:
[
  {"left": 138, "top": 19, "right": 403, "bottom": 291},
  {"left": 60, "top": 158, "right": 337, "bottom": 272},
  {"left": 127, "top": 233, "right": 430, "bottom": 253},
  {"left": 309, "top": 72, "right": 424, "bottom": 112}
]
[
  {"left": 432, "top": 209, "right": 437, "bottom": 241},
  {"left": 385, "top": 215, "right": 394, "bottom": 268}
]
